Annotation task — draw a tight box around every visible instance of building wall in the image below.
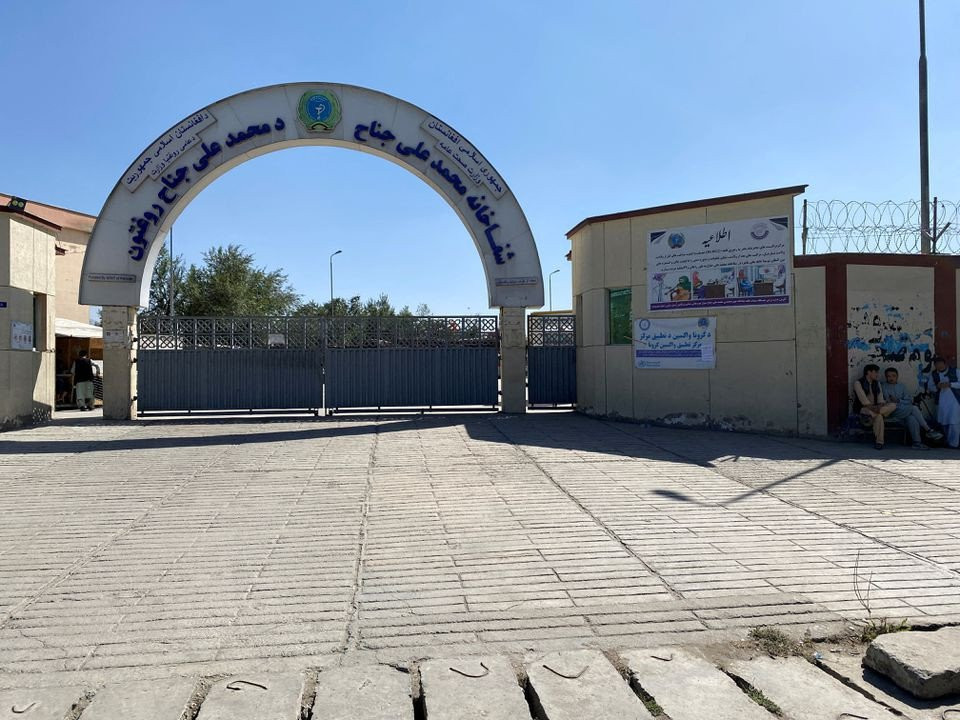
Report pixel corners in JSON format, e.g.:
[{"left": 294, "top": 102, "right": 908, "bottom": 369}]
[
  {"left": 55, "top": 228, "right": 92, "bottom": 324},
  {"left": 0, "top": 216, "right": 57, "bottom": 429},
  {"left": 571, "top": 192, "right": 819, "bottom": 435},
  {"left": 846, "top": 265, "right": 934, "bottom": 394}
]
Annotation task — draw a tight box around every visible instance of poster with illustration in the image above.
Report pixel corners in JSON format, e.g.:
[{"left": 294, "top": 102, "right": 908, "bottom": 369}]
[{"left": 648, "top": 217, "right": 791, "bottom": 311}]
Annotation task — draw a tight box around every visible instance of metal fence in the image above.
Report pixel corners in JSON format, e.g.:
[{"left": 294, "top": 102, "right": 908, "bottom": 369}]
[
  {"left": 527, "top": 314, "right": 576, "bottom": 407},
  {"left": 138, "top": 316, "right": 326, "bottom": 350},
  {"left": 800, "top": 199, "right": 960, "bottom": 255}
]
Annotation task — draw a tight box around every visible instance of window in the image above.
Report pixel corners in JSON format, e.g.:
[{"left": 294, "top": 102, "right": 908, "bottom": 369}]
[{"left": 608, "top": 288, "right": 632, "bottom": 345}]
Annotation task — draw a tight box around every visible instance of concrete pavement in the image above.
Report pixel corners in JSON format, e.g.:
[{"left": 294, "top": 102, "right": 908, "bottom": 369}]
[{"left": 1, "top": 412, "right": 959, "bottom": 692}]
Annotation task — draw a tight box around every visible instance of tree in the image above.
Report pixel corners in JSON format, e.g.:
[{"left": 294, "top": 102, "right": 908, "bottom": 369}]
[
  {"left": 145, "top": 243, "right": 186, "bottom": 316},
  {"left": 291, "top": 294, "right": 432, "bottom": 317},
  {"left": 178, "top": 245, "right": 300, "bottom": 316}
]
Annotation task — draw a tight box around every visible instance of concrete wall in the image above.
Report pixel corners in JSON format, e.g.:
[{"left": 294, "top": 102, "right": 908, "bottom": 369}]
[
  {"left": 572, "top": 191, "right": 828, "bottom": 435},
  {"left": 0, "top": 215, "right": 57, "bottom": 430},
  {"left": 846, "top": 265, "right": 934, "bottom": 395},
  {"left": 54, "top": 228, "right": 91, "bottom": 324}
]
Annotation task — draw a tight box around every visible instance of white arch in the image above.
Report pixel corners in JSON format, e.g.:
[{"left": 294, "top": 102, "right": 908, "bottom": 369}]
[{"left": 79, "top": 83, "right": 544, "bottom": 309}]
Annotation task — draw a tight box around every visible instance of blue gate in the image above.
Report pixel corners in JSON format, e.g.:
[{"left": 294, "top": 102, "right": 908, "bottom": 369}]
[
  {"left": 527, "top": 314, "right": 576, "bottom": 407},
  {"left": 324, "top": 316, "right": 499, "bottom": 411},
  {"left": 137, "top": 316, "right": 325, "bottom": 412}
]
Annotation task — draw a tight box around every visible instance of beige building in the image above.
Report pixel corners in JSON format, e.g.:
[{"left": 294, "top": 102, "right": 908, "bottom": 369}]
[
  {"left": 567, "top": 185, "right": 828, "bottom": 436},
  {"left": 0, "top": 195, "right": 99, "bottom": 430}
]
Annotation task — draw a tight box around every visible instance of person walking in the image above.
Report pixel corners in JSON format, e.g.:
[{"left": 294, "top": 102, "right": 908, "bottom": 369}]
[
  {"left": 70, "top": 349, "right": 96, "bottom": 411},
  {"left": 927, "top": 356, "right": 960, "bottom": 448}
]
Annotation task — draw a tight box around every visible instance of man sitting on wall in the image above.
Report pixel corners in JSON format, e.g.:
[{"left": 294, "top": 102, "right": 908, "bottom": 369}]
[
  {"left": 882, "top": 367, "right": 943, "bottom": 449},
  {"left": 926, "top": 356, "right": 960, "bottom": 448},
  {"left": 853, "top": 364, "right": 897, "bottom": 450}
]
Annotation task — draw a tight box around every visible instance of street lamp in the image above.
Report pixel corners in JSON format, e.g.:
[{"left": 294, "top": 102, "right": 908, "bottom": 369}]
[
  {"left": 329, "top": 250, "right": 342, "bottom": 308},
  {"left": 548, "top": 269, "right": 560, "bottom": 312},
  {"left": 919, "top": 0, "right": 931, "bottom": 254}
]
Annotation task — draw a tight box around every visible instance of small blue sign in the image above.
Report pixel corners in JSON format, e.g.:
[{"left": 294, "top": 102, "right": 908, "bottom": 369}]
[{"left": 0, "top": 301, "right": 7, "bottom": 308}]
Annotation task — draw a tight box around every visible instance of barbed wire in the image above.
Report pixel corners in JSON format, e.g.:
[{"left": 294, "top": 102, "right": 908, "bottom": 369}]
[{"left": 800, "top": 199, "right": 960, "bottom": 254}]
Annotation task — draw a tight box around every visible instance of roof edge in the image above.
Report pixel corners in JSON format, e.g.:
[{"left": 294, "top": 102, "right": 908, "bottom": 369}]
[
  {"left": 566, "top": 184, "right": 808, "bottom": 238},
  {"left": 0, "top": 207, "right": 63, "bottom": 232},
  {"left": 0, "top": 193, "right": 97, "bottom": 221}
]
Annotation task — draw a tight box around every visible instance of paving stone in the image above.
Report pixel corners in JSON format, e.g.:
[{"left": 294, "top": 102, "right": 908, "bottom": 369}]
[
  {"left": 312, "top": 665, "right": 412, "bottom": 720},
  {"left": 622, "top": 648, "right": 770, "bottom": 720},
  {"left": 81, "top": 677, "right": 196, "bottom": 720},
  {"left": 727, "top": 655, "right": 898, "bottom": 719},
  {"left": 820, "top": 650, "right": 960, "bottom": 720},
  {"left": 420, "top": 656, "right": 529, "bottom": 720},
  {"left": 864, "top": 627, "right": 960, "bottom": 699},
  {"left": 197, "top": 673, "right": 304, "bottom": 720},
  {"left": 0, "top": 686, "right": 87, "bottom": 720},
  {"left": 525, "top": 650, "right": 652, "bottom": 720}
]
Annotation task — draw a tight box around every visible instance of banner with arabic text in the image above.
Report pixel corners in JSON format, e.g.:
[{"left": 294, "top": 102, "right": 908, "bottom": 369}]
[
  {"left": 634, "top": 317, "right": 716, "bottom": 370},
  {"left": 648, "top": 216, "right": 791, "bottom": 311}
]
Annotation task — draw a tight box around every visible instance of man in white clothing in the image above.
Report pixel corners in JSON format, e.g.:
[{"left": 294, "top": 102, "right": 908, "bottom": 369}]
[{"left": 926, "top": 356, "right": 960, "bottom": 449}]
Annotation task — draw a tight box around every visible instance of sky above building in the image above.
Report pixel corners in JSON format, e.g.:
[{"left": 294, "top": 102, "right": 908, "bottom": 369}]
[{"left": 2, "top": 1, "right": 958, "bottom": 314}]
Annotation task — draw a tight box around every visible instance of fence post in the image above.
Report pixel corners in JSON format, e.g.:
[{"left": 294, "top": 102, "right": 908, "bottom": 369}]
[
  {"left": 499, "top": 307, "right": 527, "bottom": 413},
  {"left": 102, "top": 306, "right": 138, "bottom": 420},
  {"left": 801, "top": 198, "right": 808, "bottom": 255}
]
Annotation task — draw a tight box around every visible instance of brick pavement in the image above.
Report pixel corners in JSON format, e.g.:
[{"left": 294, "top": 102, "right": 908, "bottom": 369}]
[{"left": 0, "top": 412, "right": 958, "bottom": 688}]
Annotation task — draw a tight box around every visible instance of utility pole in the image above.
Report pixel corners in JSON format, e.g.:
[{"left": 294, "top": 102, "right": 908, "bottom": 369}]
[
  {"left": 329, "top": 249, "right": 342, "bottom": 309},
  {"left": 919, "top": 0, "right": 931, "bottom": 254}
]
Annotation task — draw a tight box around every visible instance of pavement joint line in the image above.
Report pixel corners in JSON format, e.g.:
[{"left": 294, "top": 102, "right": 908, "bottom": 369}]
[
  {"left": 487, "top": 417, "right": 686, "bottom": 602},
  {"left": 0, "top": 438, "right": 228, "bottom": 631},
  {"left": 343, "top": 423, "right": 378, "bottom": 654},
  {"left": 600, "top": 419, "right": 960, "bottom": 582}
]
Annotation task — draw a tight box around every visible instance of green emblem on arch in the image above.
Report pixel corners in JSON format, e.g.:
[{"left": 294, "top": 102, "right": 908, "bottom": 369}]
[{"left": 298, "top": 90, "right": 342, "bottom": 132}]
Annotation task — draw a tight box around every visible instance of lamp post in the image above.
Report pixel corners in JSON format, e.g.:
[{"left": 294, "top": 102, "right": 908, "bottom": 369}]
[
  {"left": 548, "top": 269, "right": 560, "bottom": 312},
  {"left": 329, "top": 249, "right": 342, "bottom": 309}
]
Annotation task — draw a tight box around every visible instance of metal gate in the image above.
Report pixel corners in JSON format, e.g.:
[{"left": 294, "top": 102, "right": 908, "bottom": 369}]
[
  {"left": 137, "top": 316, "right": 325, "bottom": 412},
  {"left": 527, "top": 314, "right": 576, "bottom": 407},
  {"left": 136, "top": 315, "right": 500, "bottom": 413},
  {"left": 324, "top": 316, "right": 499, "bottom": 411}
]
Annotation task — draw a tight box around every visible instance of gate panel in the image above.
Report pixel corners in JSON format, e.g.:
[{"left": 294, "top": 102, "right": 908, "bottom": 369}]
[
  {"left": 528, "top": 314, "right": 577, "bottom": 406},
  {"left": 137, "top": 316, "right": 325, "bottom": 412},
  {"left": 324, "top": 316, "right": 499, "bottom": 410}
]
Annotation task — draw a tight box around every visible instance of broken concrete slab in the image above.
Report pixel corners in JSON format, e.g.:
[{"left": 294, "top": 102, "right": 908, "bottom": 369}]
[
  {"left": 420, "top": 656, "right": 529, "bottom": 720},
  {"left": 821, "top": 650, "right": 958, "bottom": 720},
  {"left": 623, "top": 648, "right": 771, "bottom": 720},
  {"left": 0, "top": 686, "right": 87, "bottom": 720},
  {"left": 727, "top": 655, "right": 897, "bottom": 719},
  {"left": 865, "top": 627, "right": 960, "bottom": 699},
  {"left": 312, "top": 665, "right": 413, "bottom": 720},
  {"left": 525, "top": 650, "right": 652, "bottom": 720},
  {"left": 196, "top": 673, "right": 305, "bottom": 720},
  {"left": 81, "top": 677, "right": 196, "bottom": 720}
]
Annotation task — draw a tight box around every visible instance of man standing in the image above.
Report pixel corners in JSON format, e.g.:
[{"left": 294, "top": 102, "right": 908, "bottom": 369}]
[
  {"left": 927, "top": 356, "right": 960, "bottom": 448},
  {"left": 882, "top": 367, "right": 943, "bottom": 449},
  {"left": 70, "top": 349, "right": 95, "bottom": 411},
  {"left": 854, "top": 364, "right": 897, "bottom": 450}
]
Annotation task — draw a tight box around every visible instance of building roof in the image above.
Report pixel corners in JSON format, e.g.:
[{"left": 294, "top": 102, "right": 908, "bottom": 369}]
[
  {"left": 0, "top": 193, "right": 96, "bottom": 233},
  {"left": 565, "top": 185, "right": 808, "bottom": 238},
  {"left": 0, "top": 205, "right": 62, "bottom": 232}
]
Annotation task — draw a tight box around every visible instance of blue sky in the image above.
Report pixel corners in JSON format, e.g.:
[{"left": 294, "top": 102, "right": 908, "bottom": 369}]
[{"left": 2, "top": 1, "right": 958, "bottom": 314}]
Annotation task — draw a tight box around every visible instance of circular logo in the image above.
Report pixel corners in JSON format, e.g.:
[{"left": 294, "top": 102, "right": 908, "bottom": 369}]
[
  {"left": 668, "top": 232, "right": 685, "bottom": 249},
  {"left": 638, "top": 319, "right": 651, "bottom": 331},
  {"left": 298, "top": 90, "right": 341, "bottom": 132},
  {"left": 750, "top": 222, "right": 770, "bottom": 241}
]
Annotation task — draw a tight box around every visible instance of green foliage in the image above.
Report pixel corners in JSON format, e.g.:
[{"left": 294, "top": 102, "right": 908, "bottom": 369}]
[
  {"left": 859, "top": 617, "right": 911, "bottom": 643},
  {"left": 146, "top": 243, "right": 432, "bottom": 319},
  {"left": 748, "top": 627, "right": 803, "bottom": 657}
]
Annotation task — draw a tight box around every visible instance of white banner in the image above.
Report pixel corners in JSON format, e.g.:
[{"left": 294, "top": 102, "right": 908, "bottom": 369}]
[
  {"left": 634, "top": 317, "right": 716, "bottom": 370},
  {"left": 648, "top": 216, "right": 791, "bottom": 311}
]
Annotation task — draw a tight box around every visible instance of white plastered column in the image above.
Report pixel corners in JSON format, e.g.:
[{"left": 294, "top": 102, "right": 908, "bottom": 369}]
[
  {"left": 101, "top": 306, "right": 137, "bottom": 420},
  {"left": 499, "top": 307, "right": 526, "bottom": 413}
]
